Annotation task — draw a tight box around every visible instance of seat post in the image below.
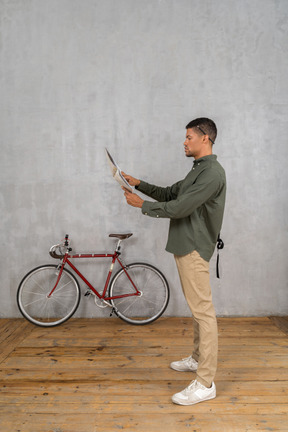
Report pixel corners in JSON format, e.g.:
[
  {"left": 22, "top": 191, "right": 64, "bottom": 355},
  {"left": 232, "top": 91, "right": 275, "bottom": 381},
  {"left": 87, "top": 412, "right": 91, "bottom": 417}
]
[{"left": 116, "top": 239, "right": 122, "bottom": 253}]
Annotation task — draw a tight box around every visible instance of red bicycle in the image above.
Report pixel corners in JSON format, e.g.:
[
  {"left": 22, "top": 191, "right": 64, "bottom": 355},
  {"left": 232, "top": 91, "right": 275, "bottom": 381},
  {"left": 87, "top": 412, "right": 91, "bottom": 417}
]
[{"left": 17, "top": 234, "right": 170, "bottom": 327}]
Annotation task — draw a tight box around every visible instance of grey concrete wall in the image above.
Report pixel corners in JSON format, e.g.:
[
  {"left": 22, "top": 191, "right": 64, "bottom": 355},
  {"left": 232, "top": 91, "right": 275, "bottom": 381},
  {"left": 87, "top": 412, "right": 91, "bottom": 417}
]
[{"left": 1, "top": 0, "right": 287, "bottom": 318}]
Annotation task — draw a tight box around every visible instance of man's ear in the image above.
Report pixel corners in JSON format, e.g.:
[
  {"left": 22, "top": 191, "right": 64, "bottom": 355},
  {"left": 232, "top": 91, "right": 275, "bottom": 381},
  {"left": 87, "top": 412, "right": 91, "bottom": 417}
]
[{"left": 202, "top": 134, "right": 210, "bottom": 144}]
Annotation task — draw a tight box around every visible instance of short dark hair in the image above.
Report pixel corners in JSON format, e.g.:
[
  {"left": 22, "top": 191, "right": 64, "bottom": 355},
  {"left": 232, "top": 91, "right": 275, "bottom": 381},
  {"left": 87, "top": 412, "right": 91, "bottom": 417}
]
[{"left": 186, "top": 118, "right": 217, "bottom": 144}]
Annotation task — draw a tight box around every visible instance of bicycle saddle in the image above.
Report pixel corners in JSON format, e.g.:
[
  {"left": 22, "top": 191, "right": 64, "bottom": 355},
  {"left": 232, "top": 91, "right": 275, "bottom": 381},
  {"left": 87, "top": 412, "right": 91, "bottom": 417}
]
[{"left": 109, "top": 233, "right": 133, "bottom": 240}]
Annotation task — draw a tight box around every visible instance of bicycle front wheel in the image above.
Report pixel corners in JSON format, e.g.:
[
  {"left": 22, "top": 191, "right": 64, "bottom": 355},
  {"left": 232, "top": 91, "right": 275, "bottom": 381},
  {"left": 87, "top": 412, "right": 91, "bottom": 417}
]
[
  {"left": 108, "top": 263, "right": 169, "bottom": 325},
  {"left": 17, "top": 265, "right": 81, "bottom": 327}
]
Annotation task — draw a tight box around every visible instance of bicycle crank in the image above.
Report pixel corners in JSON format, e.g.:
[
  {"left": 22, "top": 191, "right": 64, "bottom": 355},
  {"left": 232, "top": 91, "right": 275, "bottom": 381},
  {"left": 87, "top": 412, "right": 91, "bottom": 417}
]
[{"left": 94, "top": 296, "right": 112, "bottom": 309}]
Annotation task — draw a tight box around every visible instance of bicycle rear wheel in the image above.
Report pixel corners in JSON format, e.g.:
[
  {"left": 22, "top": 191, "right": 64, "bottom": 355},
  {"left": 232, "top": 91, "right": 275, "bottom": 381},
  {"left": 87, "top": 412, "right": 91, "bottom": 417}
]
[
  {"left": 17, "top": 264, "right": 81, "bottom": 327},
  {"left": 108, "top": 263, "right": 169, "bottom": 325}
]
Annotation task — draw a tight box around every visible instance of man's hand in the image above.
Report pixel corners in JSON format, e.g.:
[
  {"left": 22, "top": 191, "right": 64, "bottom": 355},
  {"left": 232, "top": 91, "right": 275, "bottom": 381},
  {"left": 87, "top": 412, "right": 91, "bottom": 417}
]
[
  {"left": 123, "top": 188, "right": 144, "bottom": 208},
  {"left": 122, "top": 172, "right": 140, "bottom": 187}
]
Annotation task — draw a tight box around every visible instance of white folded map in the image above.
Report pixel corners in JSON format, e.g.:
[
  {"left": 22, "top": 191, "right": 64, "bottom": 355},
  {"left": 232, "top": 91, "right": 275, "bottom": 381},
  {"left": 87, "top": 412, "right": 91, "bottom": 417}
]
[{"left": 105, "top": 148, "right": 132, "bottom": 192}]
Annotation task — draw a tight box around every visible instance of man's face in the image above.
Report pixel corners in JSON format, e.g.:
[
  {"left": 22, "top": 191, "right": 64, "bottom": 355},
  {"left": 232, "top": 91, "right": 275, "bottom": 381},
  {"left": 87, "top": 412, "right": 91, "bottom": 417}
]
[{"left": 183, "top": 128, "right": 203, "bottom": 158}]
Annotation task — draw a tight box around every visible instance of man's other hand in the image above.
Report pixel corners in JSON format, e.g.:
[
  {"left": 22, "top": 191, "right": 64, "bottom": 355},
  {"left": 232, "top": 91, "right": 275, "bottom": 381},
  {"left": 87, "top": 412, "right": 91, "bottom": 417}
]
[
  {"left": 122, "top": 172, "right": 140, "bottom": 187},
  {"left": 123, "top": 188, "right": 144, "bottom": 208}
]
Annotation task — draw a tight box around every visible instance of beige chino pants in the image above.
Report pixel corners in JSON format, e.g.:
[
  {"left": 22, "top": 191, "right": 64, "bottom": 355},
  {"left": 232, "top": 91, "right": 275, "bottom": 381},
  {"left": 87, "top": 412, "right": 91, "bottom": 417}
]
[{"left": 174, "top": 250, "right": 218, "bottom": 388}]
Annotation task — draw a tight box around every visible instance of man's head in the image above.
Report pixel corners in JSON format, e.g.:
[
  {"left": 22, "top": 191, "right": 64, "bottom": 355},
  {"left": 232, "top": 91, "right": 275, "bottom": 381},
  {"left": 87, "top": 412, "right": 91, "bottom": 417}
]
[
  {"left": 186, "top": 118, "right": 217, "bottom": 144},
  {"left": 184, "top": 118, "right": 217, "bottom": 159}
]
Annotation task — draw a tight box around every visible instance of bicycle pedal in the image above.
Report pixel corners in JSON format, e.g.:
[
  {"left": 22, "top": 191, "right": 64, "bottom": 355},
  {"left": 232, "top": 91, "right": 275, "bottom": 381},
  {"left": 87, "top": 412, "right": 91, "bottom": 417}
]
[
  {"left": 110, "top": 308, "right": 116, "bottom": 317},
  {"left": 84, "top": 290, "right": 92, "bottom": 297}
]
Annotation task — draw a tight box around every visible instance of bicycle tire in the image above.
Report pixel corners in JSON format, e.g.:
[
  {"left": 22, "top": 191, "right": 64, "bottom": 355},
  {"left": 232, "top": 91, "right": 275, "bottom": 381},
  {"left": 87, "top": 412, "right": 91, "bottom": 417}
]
[
  {"left": 17, "top": 264, "right": 81, "bottom": 327},
  {"left": 108, "top": 262, "right": 169, "bottom": 325}
]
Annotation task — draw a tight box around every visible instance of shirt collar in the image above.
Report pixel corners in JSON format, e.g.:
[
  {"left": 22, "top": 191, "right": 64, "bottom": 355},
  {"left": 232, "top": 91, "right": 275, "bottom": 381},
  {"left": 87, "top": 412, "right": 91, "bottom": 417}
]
[{"left": 193, "top": 154, "right": 217, "bottom": 164}]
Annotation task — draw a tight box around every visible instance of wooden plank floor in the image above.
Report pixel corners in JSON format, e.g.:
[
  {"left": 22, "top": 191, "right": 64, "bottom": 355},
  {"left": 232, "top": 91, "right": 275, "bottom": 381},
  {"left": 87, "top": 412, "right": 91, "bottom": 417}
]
[{"left": 0, "top": 317, "right": 287, "bottom": 432}]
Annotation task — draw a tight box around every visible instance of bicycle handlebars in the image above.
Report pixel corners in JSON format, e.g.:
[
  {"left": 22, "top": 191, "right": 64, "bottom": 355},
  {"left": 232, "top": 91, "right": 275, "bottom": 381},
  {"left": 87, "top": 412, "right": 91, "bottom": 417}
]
[
  {"left": 49, "top": 244, "right": 66, "bottom": 259},
  {"left": 49, "top": 234, "right": 72, "bottom": 259}
]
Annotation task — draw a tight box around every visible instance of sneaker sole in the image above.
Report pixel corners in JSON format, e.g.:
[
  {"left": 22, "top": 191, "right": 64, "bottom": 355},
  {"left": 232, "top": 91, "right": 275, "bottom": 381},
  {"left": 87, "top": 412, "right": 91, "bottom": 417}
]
[
  {"left": 172, "top": 393, "right": 216, "bottom": 406},
  {"left": 170, "top": 365, "right": 197, "bottom": 372}
]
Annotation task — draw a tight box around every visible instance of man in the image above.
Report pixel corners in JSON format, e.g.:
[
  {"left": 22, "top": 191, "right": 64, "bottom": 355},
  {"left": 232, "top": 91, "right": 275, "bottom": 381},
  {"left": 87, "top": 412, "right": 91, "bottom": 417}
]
[{"left": 122, "top": 118, "right": 226, "bottom": 406}]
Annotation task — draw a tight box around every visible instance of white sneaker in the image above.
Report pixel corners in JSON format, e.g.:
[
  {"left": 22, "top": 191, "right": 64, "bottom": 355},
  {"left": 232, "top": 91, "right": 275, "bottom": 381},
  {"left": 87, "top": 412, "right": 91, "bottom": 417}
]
[
  {"left": 170, "top": 355, "right": 198, "bottom": 372},
  {"left": 172, "top": 380, "right": 216, "bottom": 406}
]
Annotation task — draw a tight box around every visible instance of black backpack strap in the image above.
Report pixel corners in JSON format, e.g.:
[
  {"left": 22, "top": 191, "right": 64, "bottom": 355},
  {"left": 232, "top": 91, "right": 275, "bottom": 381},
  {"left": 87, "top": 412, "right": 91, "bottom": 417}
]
[{"left": 216, "top": 234, "right": 224, "bottom": 279}]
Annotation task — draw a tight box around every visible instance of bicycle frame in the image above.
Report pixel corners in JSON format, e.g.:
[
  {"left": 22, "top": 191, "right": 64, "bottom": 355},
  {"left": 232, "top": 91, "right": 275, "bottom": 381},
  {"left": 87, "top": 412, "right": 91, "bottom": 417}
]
[{"left": 48, "top": 250, "right": 141, "bottom": 301}]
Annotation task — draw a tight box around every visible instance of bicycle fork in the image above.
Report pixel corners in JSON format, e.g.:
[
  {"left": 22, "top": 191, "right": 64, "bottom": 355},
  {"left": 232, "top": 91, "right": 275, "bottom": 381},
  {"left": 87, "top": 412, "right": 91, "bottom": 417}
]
[{"left": 47, "top": 261, "right": 66, "bottom": 297}]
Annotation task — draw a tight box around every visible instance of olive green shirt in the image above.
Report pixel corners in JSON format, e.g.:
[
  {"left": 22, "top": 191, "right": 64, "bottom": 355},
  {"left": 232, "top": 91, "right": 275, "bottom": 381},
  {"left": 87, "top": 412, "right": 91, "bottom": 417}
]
[{"left": 138, "top": 155, "right": 226, "bottom": 261}]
